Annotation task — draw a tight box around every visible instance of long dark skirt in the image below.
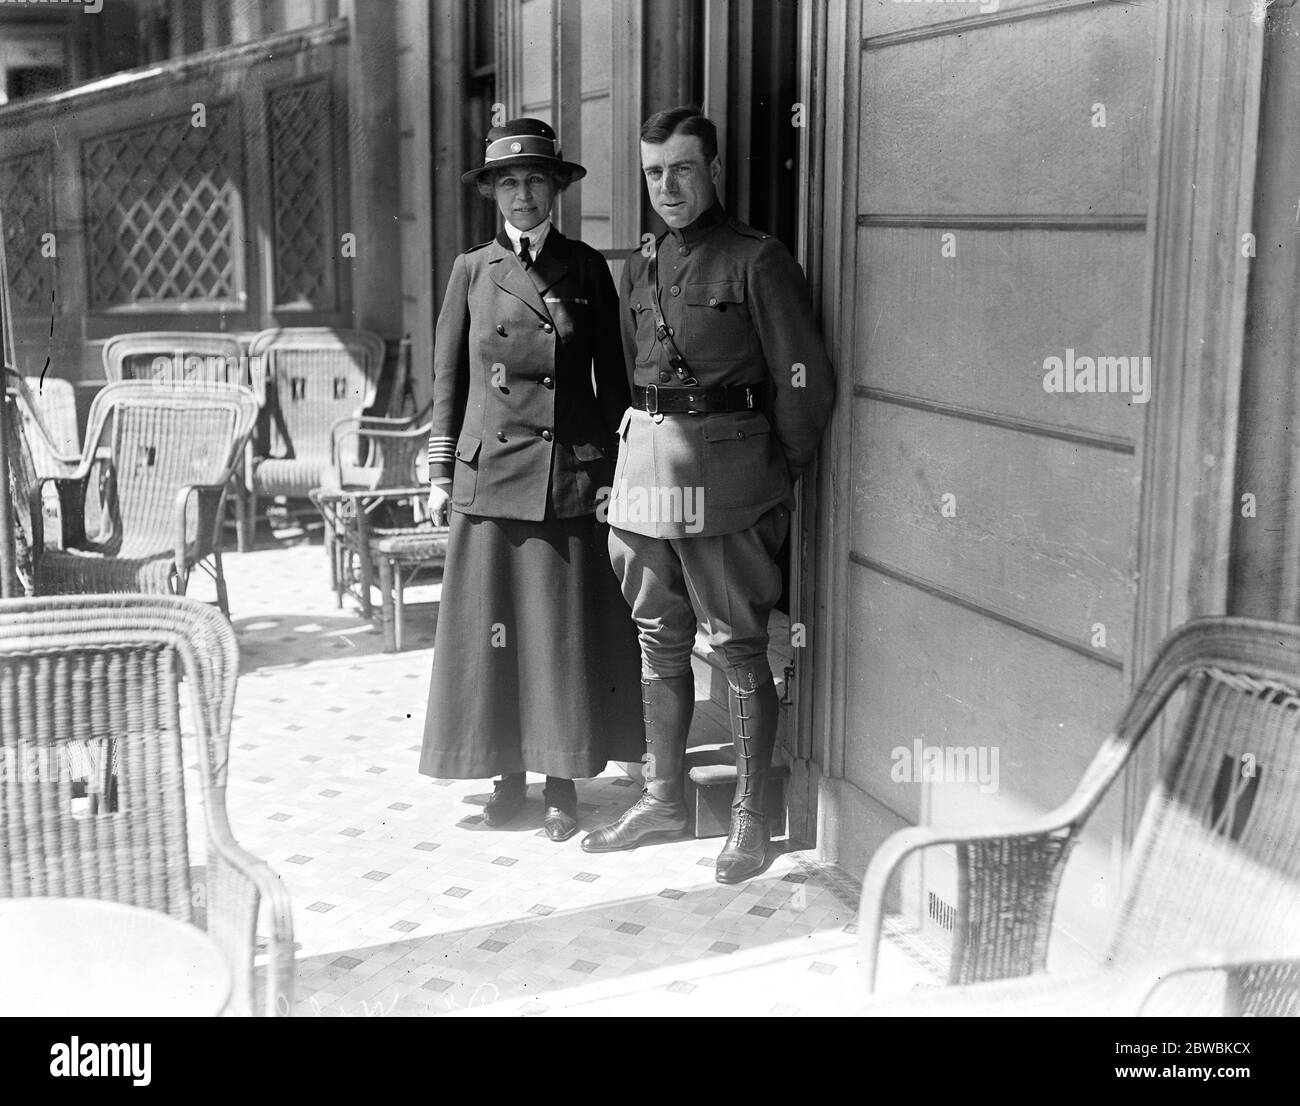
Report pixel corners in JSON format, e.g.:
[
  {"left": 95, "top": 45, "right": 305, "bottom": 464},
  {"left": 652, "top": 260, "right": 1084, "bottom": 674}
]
[{"left": 418, "top": 509, "right": 644, "bottom": 780}]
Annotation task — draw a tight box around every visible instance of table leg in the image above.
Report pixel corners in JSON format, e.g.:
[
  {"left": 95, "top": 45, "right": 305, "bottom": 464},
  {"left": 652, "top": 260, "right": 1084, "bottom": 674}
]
[
  {"left": 356, "top": 507, "right": 374, "bottom": 618},
  {"left": 377, "top": 553, "right": 397, "bottom": 652},
  {"left": 394, "top": 561, "right": 406, "bottom": 651}
]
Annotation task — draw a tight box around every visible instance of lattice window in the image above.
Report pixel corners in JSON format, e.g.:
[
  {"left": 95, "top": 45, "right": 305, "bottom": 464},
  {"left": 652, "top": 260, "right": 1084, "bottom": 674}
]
[
  {"left": 268, "top": 78, "right": 337, "bottom": 310},
  {"left": 82, "top": 107, "right": 244, "bottom": 310},
  {"left": 0, "top": 151, "right": 55, "bottom": 314}
]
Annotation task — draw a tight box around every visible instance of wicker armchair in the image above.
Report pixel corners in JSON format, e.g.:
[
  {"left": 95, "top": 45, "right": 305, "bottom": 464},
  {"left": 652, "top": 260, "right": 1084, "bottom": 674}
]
[
  {"left": 246, "top": 327, "right": 385, "bottom": 547},
  {"left": 860, "top": 617, "right": 1300, "bottom": 1017},
  {"left": 28, "top": 381, "right": 257, "bottom": 616},
  {"left": 0, "top": 593, "right": 294, "bottom": 1016},
  {"left": 310, "top": 411, "right": 449, "bottom": 650},
  {"left": 101, "top": 332, "right": 247, "bottom": 386},
  {"left": 17, "top": 375, "right": 79, "bottom": 477},
  {"left": 101, "top": 332, "right": 254, "bottom": 552}
]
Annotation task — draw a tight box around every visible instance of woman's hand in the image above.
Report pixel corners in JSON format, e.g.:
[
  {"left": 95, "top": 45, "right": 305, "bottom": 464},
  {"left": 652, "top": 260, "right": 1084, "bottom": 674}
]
[{"left": 428, "top": 481, "right": 451, "bottom": 526}]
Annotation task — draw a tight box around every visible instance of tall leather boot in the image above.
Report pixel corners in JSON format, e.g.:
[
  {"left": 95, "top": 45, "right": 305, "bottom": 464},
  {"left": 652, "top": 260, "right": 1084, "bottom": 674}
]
[
  {"left": 580, "top": 674, "right": 692, "bottom": 852},
  {"left": 715, "top": 668, "right": 780, "bottom": 884}
]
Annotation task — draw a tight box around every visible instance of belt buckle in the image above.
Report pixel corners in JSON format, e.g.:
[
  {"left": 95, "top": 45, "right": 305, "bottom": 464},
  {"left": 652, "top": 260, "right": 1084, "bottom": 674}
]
[
  {"left": 644, "top": 383, "right": 659, "bottom": 416},
  {"left": 745, "top": 387, "right": 754, "bottom": 410}
]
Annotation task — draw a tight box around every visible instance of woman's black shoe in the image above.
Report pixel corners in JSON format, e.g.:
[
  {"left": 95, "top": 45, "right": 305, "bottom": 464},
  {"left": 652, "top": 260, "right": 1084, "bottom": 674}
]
[
  {"left": 543, "top": 777, "right": 578, "bottom": 842},
  {"left": 483, "top": 773, "right": 527, "bottom": 826}
]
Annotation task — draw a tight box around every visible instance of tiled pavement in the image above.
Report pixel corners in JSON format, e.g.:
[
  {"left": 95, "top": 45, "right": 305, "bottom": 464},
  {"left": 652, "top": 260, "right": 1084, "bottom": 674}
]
[{"left": 195, "top": 521, "right": 941, "bottom": 1017}]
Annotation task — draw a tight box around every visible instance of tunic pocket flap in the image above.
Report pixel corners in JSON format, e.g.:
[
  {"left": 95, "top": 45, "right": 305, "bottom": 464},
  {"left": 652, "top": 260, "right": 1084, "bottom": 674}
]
[
  {"left": 616, "top": 407, "right": 632, "bottom": 439},
  {"left": 702, "top": 411, "right": 771, "bottom": 442},
  {"left": 454, "top": 433, "right": 482, "bottom": 463},
  {"left": 686, "top": 280, "right": 745, "bottom": 308}
]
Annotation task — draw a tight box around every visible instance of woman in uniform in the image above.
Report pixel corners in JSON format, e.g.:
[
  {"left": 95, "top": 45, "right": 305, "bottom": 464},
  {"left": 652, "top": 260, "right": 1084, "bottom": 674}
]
[{"left": 418, "top": 118, "right": 643, "bottom": 841}]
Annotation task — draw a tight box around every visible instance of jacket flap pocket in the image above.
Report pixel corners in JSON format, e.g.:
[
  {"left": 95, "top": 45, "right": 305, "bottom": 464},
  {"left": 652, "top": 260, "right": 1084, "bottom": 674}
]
[
  {"left": 616, "top": 407, "right": 632, "bottom": 439},
  {"left": 454, "top": 433, "right": 482, "bottom": 462},
  {"left": 571, "top": 441, "right": 606, "bottom": 462},
  {"left": 686, "top": 280, "right": 745, "bottom": 307},
  {"left": 702, "top": 411, "right": 771, "bottom": 443}
]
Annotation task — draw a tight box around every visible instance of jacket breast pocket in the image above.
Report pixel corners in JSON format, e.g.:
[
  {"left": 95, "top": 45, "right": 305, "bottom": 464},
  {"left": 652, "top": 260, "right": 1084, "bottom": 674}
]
[
  {"left": 701, "top": 411, "right": 786, "bottom": 511},
  {"left": 683, "top": 280, "right": 753, "bottom": 362},
  {"left": 452, "top": 432, "right": 482, "bottom": 507}
]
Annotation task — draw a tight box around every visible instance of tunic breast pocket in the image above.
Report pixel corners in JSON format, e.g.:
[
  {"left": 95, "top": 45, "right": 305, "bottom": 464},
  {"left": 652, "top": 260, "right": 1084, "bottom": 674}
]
[{"left": 683, "top": 280, "right": 753, "bottom": 362}]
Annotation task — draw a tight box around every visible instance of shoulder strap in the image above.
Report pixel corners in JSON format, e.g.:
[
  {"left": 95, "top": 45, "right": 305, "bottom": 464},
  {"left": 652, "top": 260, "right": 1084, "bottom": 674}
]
[{"left": 647, "top": 248, "right": 698, "bottom": 386}]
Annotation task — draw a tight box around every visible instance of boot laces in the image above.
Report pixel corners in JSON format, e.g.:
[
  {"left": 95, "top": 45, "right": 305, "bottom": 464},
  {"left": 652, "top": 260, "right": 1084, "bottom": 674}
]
[{"left": 728, "top": 807, "right": 765, "bottom": 846}]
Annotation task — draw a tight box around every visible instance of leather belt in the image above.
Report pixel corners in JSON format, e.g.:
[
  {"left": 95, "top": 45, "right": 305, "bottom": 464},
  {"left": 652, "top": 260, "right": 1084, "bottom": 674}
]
[{"left": 633, "top": 383, "right": 761, "bottom": 415}]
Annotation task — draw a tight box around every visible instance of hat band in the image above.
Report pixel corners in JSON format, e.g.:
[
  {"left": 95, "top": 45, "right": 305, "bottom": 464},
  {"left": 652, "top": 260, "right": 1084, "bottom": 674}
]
[{"left": 485, "top": 134, "right": 560, "bottom": 163}]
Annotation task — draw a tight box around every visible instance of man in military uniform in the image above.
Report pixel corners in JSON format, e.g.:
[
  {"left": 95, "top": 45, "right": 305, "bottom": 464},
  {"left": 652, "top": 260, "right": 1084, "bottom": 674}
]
[{"left": 581, "top": 107, "right": 835, "bottom": 883}]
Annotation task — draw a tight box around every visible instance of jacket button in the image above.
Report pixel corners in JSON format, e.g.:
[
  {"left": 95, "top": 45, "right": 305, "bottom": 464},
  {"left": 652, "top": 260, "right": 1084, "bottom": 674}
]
[
  {"left": 736, "top": 431, "right": 745, "bottom": 439},
  {"left": 542, "top": 376, "right": 554, "bottom": 388},
  {"left": 679, "top": 246, "right": 690, "bottom": 256},
  {"left": 497, "top": 431, "right": 507, "bottom": 442},
  {"left": 669, "top": 285, "right": 680, "bottom": 296},
  {"left": 540, "top": 429, "right": 553, "bottom": 441},
  {"left": 541, "top": 322, "right": 554, "bottom": 333},
  {"left": 708, "top": 297, "right": 718, "bottom": 306},
  {"left": 496, "top": 324, "right": 507, "bottom": 336},
  {"left": 659, "top": 371, "right": 671, "bottom": 383}
]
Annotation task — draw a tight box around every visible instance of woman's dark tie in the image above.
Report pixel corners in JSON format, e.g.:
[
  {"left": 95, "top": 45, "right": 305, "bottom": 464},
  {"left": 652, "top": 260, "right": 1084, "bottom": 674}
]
[{"left": 519, "top": 236, "right": 532, "bottom": 269}]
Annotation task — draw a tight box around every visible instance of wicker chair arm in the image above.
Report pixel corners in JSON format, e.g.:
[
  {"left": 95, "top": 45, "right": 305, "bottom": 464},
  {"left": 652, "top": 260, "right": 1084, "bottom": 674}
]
[
  {"left": 173, "top": 482, "right": 229, "bottom": 563},
  {"left": 203, "top": 816, "right": 295, "bottom": 1017},
  {"left": 860, "top": 731, "right": 1134, "bottom": 992},
  {"left": 860, "top": 820, "right": 1086, "bottom": 993},
  {"left": 32, "top": 472, "right": 94, "bottom": 550},
  {"left": 1135, "top": 952, "right": 1300, "bottom": 1017}
]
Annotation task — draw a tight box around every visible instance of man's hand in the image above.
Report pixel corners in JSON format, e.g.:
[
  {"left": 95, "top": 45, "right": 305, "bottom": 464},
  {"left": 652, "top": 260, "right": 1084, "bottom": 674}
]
[{"left": 428, "top": 481, "right": 451, "bottom": 526}]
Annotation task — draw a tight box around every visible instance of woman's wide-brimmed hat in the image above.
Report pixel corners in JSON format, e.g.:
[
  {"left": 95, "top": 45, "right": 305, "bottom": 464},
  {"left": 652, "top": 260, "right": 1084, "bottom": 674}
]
[{"left": 461, "top": 118, "right": 587, "bottom": 185}]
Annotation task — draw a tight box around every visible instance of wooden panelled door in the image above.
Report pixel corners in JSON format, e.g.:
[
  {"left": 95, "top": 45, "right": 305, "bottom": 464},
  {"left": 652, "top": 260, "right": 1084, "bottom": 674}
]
[{"left": 836, "top": 0, "right": 1157, "bottom": 963}]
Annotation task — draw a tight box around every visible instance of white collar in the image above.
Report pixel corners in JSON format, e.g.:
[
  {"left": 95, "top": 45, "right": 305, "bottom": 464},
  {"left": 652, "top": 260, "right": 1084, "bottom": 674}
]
[{"left": 503, "top": 217, "right": 551, "bottom": 260}]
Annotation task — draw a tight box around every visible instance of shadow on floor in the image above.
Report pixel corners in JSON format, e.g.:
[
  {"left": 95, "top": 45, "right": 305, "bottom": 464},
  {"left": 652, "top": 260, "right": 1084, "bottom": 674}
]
[{"left": 286, "top": 869, "right": 857, "bottom": 1017}]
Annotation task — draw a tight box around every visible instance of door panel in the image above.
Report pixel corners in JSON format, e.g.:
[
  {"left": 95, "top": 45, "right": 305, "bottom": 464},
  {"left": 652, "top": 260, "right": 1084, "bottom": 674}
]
[
  {"left": 851, "top": 399, "right": 1137, "bottom": 661},
  {"left": 856, "top": 225, "right": 1148, "bottom": 441},
  {"left": 860, "top": 4, "right": 1152, "bottom": 216},
  {"left": 843, "top": 0, "right": 1156, "bottom": 955}
]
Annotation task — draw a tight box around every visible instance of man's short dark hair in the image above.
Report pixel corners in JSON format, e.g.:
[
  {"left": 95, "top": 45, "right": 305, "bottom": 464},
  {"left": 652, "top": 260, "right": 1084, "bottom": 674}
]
[{"left": 640, "top": 106, "right": 718, "bottom": 162}]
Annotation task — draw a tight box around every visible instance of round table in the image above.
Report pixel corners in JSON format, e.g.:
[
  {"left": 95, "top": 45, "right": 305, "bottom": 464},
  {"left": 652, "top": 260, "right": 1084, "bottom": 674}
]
[{"left": 0, "top": 897, "right": 232, "bottom": 1016}]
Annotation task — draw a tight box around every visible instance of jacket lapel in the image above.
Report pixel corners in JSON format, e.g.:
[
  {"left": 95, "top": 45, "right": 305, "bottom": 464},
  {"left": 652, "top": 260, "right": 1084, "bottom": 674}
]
[
  {"left": 527, "top": 230, "right": 572, "bottom": 299},
  {"left": 488, "top": 236, "right": 550, "bottom": 323}
]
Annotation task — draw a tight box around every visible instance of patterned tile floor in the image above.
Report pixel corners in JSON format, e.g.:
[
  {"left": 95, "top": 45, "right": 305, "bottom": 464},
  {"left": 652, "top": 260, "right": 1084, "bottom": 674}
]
[{"left": 197, "top": 520, "right": 940, "bottom": 1017}]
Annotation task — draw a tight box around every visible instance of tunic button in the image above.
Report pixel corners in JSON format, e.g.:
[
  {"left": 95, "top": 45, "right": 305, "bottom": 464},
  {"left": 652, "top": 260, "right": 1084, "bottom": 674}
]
[
  {"left": 542, "top": 376, "right": 554, "bottom": 388},
  {"left": 496, "top": 324, "right": 507, "bottom": 336},
  {"left": 679, "top": 246, "right": 690, "bottom": 256},
  {"left": 542, "top": 322, "right": 554, "bottom": 333},
  {"left": 658, "top": 371, "right": 671, "bottom": 383},
  {"left": 736, "top": 430, "right": 745, "bottom": 439},
  {"left": 669, "top": 285, "right": 680, "bottom": 296},
  {"left": 497, "top": 431, "right": 507, "bottom": 442},
  {"left": 540, "top": 429, "right": 553, "bottom": 441},
  {"left": 708, "top": 297, "right": 718, "bottom": 306}
]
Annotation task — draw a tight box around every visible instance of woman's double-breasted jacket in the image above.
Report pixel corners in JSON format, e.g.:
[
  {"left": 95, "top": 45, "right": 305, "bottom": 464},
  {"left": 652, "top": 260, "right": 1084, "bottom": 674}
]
[{"left": 427, "top": 229, "right": 630, "bottom": 520}]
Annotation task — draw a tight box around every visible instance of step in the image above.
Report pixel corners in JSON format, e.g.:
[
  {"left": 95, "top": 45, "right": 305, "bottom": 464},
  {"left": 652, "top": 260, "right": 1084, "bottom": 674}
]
[{"left": 684, "top": 742, "right": 790, "bottom": 840}]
